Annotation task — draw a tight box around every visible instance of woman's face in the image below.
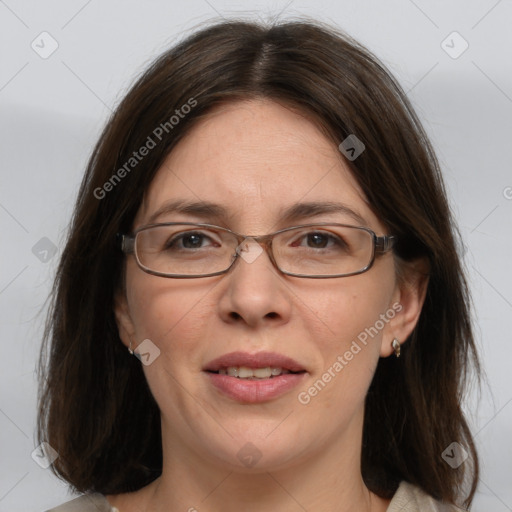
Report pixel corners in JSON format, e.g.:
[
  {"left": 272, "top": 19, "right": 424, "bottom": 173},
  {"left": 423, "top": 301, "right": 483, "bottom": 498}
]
[{"left": 116, "top": 99, "right": 410, "bottom": 473}]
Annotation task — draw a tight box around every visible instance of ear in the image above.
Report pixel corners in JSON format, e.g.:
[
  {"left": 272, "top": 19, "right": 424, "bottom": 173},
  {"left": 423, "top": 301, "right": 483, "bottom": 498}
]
[
  {"left": 380, "top": 258, "right": 429, "bottom": 357},
  {"left": 114, "top": 290, "right": 136, "bottom": 350}
]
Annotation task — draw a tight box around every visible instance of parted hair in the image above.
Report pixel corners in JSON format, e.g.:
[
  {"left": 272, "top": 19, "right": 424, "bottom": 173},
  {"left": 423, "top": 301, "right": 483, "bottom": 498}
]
[{"left": 37, "top": 18, "right": 480, "bottom": 508}]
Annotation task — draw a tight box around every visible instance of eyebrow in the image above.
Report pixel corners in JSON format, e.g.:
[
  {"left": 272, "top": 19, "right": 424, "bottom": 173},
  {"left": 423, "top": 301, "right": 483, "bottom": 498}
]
[{"left": 146, "top": 199, "right": 368, "bottom": 227}]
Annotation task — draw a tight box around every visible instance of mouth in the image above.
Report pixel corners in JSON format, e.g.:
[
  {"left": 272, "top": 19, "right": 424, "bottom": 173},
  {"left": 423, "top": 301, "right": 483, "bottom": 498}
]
[
  {"left": 204, "top": 350, "right": 306, "bottom": 374},
  {"left": 209, "top": 366, "right": 303, "bottom": 379},
  {"left": 203, "top": 351, "right": 307, "bottom": 403}
]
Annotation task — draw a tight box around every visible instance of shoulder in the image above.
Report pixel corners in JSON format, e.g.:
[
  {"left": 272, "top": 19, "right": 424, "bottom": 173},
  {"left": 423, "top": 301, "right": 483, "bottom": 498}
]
[
  {"left": 387, "top": 481, "right": 467, "bottom": 512},
  {"left": 45, "top": 493, "right": 117, "bottom": 512}
]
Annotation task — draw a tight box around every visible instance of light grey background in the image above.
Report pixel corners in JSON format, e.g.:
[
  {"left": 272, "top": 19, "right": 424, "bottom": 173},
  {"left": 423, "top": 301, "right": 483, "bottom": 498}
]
[{"left": 1, "top": 1, "right": 511, "bottom": 511}]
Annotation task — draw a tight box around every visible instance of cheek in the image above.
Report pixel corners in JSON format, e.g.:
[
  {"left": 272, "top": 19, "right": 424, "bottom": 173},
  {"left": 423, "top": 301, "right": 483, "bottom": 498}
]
[
  {"left": 125, "top": 265, "right": 212, "bottom": 361},
  {"left": 297, "top": 266, "right": 395, "bottom": 350},
  {"left": 293, "top": 268, "right": 395, "bottom": 407},
  {"left": 124, "top": 269, "right": 217, "bottom": 420}
]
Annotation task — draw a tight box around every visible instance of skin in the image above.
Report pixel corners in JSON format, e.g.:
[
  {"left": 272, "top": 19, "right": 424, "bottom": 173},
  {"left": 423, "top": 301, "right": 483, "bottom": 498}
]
[{"left": 112, "top": 99, "right": 427, "bottom": 512}]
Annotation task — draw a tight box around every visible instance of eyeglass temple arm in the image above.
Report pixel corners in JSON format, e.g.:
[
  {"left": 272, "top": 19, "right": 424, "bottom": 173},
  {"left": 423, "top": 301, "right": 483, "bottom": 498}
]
[
  {"left": 375, "top": 235, "right": 396, "bottom": 253},
  {"left": 117, "top": 233, "right": 135, "bottom": 254}
]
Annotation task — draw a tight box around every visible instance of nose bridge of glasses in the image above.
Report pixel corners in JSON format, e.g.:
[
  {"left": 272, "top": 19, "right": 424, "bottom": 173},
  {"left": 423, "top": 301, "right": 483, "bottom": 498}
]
[{"left": 231, "top": 232, "right": 277, "bottom": 268}]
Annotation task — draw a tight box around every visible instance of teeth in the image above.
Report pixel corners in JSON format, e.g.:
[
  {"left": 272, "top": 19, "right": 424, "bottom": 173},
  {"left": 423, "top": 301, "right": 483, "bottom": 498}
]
[
  {"left": 219, "top": 366, "right": 290, "bottom": 379},
  {"left": 226, "top": 367, "right": 238, "bottom": 377},
  {"left": 238, "top": 366, "right": 254, "bottom": 378},
  {"left": 253, "top": 367, "right": 271, "bottom": 378}
]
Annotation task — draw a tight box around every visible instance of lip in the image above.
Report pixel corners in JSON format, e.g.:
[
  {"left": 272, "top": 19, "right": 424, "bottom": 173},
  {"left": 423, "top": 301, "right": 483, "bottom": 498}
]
[
  {"left": 203, "top": 351, "right": 308, "bottom": 404},
  {"left": 203, "top": 351, "right": 305, "bottom": 373}
]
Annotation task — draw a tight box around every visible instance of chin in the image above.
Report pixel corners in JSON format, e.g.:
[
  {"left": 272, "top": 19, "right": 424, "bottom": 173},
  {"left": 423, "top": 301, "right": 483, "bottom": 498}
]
[{"left": 195, "top": 423, "right": 309, "bottom": 473}]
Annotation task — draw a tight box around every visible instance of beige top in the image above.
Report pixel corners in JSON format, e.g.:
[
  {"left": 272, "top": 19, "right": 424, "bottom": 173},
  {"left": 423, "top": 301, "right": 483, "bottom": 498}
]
[{"left": 45, "top": 481, "right": 466, "bottom": 511}]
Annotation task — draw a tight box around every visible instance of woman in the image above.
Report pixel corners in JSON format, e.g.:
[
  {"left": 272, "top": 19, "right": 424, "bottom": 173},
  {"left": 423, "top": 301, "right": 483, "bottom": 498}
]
[{"left": 39, "top": 19, "right": 480, "bottom": 512}]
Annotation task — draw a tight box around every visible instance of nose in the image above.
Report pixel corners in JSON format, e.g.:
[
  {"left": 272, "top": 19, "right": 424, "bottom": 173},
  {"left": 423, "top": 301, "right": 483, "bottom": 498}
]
[{"left": 217, "top": 238, "right": 292, "bottom": 329}]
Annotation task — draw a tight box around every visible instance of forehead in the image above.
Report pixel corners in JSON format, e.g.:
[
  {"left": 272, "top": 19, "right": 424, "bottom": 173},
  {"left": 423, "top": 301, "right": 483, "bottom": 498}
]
[{"left": 136, "top": 99, "right": 383, "bottom": 232}]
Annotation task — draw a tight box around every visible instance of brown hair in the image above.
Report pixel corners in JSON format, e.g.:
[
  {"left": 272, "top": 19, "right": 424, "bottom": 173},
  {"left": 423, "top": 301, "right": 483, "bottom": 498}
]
[{"left": 37, "top": 19, "right": 480, "bottom": 507}]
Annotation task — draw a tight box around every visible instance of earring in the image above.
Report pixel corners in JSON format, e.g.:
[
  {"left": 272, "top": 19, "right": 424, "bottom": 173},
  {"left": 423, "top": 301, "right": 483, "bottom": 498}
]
[
  {"left": 391, "top": 338, "right": 401, "bottom": 358},
  {"left": 128, "top": 339, "right": 134, "bottom": 355}
]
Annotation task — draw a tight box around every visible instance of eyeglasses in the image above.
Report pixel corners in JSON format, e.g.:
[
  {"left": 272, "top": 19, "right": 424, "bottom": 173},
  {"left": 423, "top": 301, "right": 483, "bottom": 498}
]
[{"left": 118, "top": 222, "right": 395, "bottom": 279}]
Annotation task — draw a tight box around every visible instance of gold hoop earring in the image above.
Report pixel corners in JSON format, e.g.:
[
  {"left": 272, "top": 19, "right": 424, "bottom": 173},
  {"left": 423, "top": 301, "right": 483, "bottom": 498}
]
[{"left": 391, "top": 338, "right": 401, "bottom": 358}]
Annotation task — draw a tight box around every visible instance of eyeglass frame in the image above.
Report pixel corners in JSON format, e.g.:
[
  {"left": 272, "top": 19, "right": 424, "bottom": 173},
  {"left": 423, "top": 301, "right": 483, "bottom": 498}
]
[{"left": 118, "top": 221, "right": 396, "bottom": 279}]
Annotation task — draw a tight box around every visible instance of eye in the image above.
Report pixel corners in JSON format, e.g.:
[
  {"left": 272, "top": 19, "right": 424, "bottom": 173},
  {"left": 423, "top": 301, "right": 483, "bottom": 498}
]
[
  {"left": 304, "top": 232, "right": 330, "bottom": 249},
  {"left": 165, "top": 231, "right": 218, "bottom": 250},
  {"left": 291, "top": 231, "right": 348, "bottom": 250}
]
